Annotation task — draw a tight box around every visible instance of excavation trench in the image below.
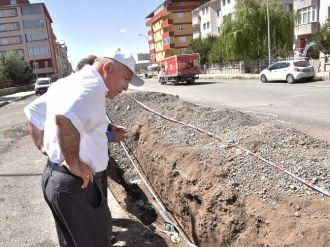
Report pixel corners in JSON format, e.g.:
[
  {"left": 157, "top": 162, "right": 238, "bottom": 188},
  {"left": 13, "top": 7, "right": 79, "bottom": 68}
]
[{"left": 106, "top": 92, "right": 330, "bottom": 247}]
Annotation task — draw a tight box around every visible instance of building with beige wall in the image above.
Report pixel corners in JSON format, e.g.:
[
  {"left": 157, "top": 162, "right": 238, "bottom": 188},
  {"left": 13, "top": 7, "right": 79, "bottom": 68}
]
[
  {"left": 0, "top": 0, "right": 64, "bottom": 79},
  {"left": 145, "top": 0, "right": 209, "bottom": 64}
]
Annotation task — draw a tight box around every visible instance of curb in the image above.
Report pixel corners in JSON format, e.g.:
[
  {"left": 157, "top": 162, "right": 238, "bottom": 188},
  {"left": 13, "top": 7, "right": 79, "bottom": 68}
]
[{"left": 0, "top": 92, "right": 34, "bottom": 107}]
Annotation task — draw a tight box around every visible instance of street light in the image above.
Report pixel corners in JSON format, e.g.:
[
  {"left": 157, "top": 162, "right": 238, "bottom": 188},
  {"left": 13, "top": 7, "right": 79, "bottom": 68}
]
[
  {"left": 266, "top": 0, "right": 271, "bottom": 66},
  {"left": 31, "top": 19, "right": 44, "bottom": 78}
]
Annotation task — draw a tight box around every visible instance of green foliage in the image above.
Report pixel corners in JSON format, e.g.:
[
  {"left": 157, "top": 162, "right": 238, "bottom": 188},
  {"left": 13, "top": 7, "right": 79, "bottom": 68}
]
[
  {"left": 306, "top": 46, "right": 320, "bottom": 59},
  {"left": 188, "top": 35, "right": 216, "bottom": 65},
  {"left": 0, "top": 51, "right": 34, "bottom": 88},
  {"left": 315, "top": 19, "right": 330, "bottom": 55},
  {"left": 210, "top": 0, "right": 294, "bottom": 61}
]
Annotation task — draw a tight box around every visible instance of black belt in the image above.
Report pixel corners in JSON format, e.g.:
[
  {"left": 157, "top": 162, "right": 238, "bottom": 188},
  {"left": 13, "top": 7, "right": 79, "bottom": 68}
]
[{"left": 47, "top": 159, "right": 106, "bottom": 178}]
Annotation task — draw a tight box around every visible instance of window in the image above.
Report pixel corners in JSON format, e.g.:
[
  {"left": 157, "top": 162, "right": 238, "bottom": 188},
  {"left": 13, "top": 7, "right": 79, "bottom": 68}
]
[
  {"left": 222, "top": 0, "right": 225, "bottom": 7},
  {"left": 280, "top": 62, "right": 290, "bottom": 68},
  {"left": 207, "top": 22, "right": 210, "bottom": 29},
  {"left": 227, "top": 0, "right": 230, "bottom": 4},
  {"left": 177, "top": 13, "right": 184, "bottom": 19},
  {"left": 23, "top": 19, "right": 45, "bottom": 29},
  {"left": 268, "top": 63, "right": 281, "bottom": 70},
  {"left": 206, "top": 7, "right": 209, "bottom": 14},
  {"left": 21, "top": 5, "right": 42, "bottom": 15},
  {"left": 293, "top": 61, "right": 311, "bottom": 67},
  {"left": 217, "top": 10, "right": 220, "bottom": 17},
  {"left": 26, "top": 32, "right": 48, "bottom": 42},
  {"left": 0, "top": 9, "right": 17, "bottom": 17},
  {"left": 28, "top": 45, "right": 51, "bottom": 57},
  {"left": 328, "top": 7, "right": 330, "bottom": 20},
  {"left": 44, "top": 61, "right": 48, "bottom": 68},
  {"left": 10, "top": 0, "right": 16, "bottom": 5},
  {"left": 178, "top": 25, "right": 185, "bottom": 31},
  {"left": 297, "top": 6, "right": 317, "bottom": 25},
  {"left": 179, "top": 36, "right": 186, "bottom": 43},
  {"left": 163, "top": 36, "right": 174, "bottom": 45},
  {"left": 0, "top": 22, "right": 19, "bottom": 32},
  {"left": 203, "top": 23, "right": 206, "bottom": 30},
  {"left": 0, "top": 36, "right": 21, "bottom": 45},
  {"left": 285, "top": 4, "right": 293, "bottom": 12}
]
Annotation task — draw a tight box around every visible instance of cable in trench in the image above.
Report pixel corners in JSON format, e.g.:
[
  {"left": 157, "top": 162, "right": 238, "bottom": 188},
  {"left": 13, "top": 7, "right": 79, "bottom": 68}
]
[
  {"left": 124, "top": 93, "right": 330, "bottom": 198},
  {"left": 106, "top": 114, "right": 198, "bottom": 247}
]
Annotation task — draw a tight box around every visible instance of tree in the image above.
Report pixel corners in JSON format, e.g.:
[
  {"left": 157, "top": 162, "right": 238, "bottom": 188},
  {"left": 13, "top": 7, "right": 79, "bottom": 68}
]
[
  {"left": 188, "top": 35, "right": 216, "bottom": 65},
  {"left": 315, "top": 19, "right": 330, "bottom": 55},
  {"left": 0, "top": 51, "right": 34, "bottom": 88},
  {"left": 209, "top": 0, "right": 294, "bottom": 61}
]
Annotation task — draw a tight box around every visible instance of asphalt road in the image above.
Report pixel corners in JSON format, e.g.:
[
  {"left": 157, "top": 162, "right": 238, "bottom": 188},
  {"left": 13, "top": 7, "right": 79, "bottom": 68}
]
[
  {"left": 0, "top": 95, "right": 146, "bottom": 247},
  {"left": 130, "top": 78, "right": 330, "bottom": 143},
  {"left": 0, "top": 97, "right": 58, "bottom": 247}
]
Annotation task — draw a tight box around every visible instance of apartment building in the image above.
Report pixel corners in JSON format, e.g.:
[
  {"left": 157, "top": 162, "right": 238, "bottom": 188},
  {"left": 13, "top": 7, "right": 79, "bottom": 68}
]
[
  {"left": 192, "top": 0, "right": 220, "bottom": 39},
  {"left": 319, "top": 0, "right": 330, "bottom": 25},
  {"left": 145, "top": 0, "right": 210, "bottom": 64},
  {"left": 0, "top": 0, "right": 63, "bottom": 79},
  {"left": 55, "top": 42, "right": 72, "bottom": 78},
  {"left": 293, "top": 0, "right": 321, "bottom": 53}
]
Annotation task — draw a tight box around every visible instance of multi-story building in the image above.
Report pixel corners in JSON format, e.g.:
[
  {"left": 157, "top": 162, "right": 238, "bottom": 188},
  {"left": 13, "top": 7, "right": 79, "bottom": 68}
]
[
  {"left": 192, "top": 0, "right": 220, "bottom": 39},
  {"left": 0, "top": 0, "right": 61, "bottom": 79},
  {"left": 145, "top": 0, "right": 209, "bottom": 64},
  {"left": 319, "top": 0, "right": 330, "bottom": 25},
  {"left": 55, "top": 42, "right": 72, "bottom": 78},
  {"left": 293, "top": 0, "right": 320, "bottom": 53}
]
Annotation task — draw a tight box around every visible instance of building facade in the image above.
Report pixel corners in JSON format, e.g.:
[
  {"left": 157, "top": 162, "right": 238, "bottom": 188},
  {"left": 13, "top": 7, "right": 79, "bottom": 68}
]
[
  {"left": 319, "top": 0, "right": 330, "bottom": 25},
  {"left": 293, "top": 0, "right": 320, "bottom": 53},
  {"left": 0, "top": 0, "right": 64, "bottom": 79},
  {"left": 145, "top": 0, "right": 209, "bottom": 64},
  {"left": 192, "top": 0, "right": 220, "bottom": 39},
  {"left": 55, "top": 42, "right": 72, "bottom": 78}
]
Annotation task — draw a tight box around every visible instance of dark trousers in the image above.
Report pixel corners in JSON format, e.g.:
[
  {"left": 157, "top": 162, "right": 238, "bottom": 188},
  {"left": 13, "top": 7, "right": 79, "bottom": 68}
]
[{"left": 41, "top": 164, "right": 112, "bottom": 247}]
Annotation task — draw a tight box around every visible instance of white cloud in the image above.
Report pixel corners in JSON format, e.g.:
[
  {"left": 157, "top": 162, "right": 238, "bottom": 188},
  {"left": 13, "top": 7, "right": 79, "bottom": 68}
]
[{"left": 118, "top": 28, "right": 126, "bottom": 33}]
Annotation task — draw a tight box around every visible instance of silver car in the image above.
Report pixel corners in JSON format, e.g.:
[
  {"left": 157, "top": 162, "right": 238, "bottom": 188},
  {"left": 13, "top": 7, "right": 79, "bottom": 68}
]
[{"left": 260, "top": 60, "right": 315, "bottom": 84}]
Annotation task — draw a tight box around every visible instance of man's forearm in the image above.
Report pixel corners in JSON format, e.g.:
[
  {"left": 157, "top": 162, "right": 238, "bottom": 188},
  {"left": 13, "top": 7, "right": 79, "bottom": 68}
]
[
  {"left": 27, "top": 121, "right": 44, "bottom": 150},
  {"left": 55, "top": 115, "right": 80, "bottom": 166}
]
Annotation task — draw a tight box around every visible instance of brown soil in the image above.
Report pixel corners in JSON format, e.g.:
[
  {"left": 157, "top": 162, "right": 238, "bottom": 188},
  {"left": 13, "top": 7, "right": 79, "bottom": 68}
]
[{"left": 106, "top": 92, "right": 330, "bottom": 247}]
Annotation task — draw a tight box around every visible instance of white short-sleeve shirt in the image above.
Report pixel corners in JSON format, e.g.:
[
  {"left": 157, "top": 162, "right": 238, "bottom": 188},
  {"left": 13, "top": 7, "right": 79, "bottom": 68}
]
[{"left": 24, "top": 65, "right": 110, "bottom": 172}]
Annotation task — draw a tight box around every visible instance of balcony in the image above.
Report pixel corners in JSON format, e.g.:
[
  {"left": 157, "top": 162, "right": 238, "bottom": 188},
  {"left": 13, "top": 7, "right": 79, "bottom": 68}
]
[
  {"left": 163, "top": 43, "right": 175, "bottom": 50},
  {"left": 295, "top": 22, "right": 319, "bottom": 36},
  {"left": 293, "top": 0, "right": 319, "bottom": 10},
  {"left": 162, "top": 31, "right": 174, "bottom": 39},
  {"left": 148, "top": 29, "right": 153, "bottom": 35},
  {"left": 192, "top": 16, "right": 201, "bottom": 26},
  {"left": 33, "top": 67, "right": 54, "bottom": 74},
  {"left": 149, "top": 49, "right": 156, "bottom": 54},
  {"left": 161, "top": 19, "right": 173, "bottom": 29},
  {"left": 193, "top": 32, "right": 201, "bottom": 39}
]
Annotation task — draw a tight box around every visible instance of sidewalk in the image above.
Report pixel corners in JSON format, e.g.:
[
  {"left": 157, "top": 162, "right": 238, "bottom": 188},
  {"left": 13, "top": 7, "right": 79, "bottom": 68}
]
[{"left": 0, "top": 90, "right": 35, "bottom": 107}]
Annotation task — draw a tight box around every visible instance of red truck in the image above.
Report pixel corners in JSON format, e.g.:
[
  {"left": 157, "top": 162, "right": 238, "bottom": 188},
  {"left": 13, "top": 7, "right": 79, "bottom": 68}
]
[{"left": 158, "top": 53, "right": 201, "bottom": 85}]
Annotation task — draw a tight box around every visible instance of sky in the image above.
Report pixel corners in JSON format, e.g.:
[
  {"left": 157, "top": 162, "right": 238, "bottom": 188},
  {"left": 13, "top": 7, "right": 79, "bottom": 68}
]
[{"left": 29, "top": 0, "right": 163, "bottom": 69}]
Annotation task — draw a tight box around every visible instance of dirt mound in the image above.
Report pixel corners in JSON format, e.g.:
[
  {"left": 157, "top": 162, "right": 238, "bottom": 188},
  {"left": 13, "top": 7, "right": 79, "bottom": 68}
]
[{"left": 106, "top": 92, "right": 330, "bottom": 247}]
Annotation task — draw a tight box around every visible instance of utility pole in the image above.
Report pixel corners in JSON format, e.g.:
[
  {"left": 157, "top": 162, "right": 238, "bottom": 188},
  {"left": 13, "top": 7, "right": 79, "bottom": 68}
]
[{"left": 266, "top": 0, "right": 271, "bottom": 66}]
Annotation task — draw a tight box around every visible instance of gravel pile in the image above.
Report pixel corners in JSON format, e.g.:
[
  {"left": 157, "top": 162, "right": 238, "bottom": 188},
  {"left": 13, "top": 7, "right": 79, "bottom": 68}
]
[{"left": 107, "top": 91, "right": 330, "bottom": 201}]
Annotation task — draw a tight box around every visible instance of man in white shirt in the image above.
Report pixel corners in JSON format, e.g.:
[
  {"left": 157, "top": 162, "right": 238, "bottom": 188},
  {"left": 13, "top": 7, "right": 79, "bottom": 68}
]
[{"left": 24, "top": 49, "right": 144, "bottom": 247}]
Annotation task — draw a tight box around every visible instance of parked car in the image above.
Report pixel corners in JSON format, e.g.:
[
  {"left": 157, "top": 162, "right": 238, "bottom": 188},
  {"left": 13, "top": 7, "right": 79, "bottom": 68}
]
[
  {"left": 34, "top": 77, "right": 51, "bottom": 95},
  {"left": 260, "top": 60, "right": 315, "bottom": 84}
]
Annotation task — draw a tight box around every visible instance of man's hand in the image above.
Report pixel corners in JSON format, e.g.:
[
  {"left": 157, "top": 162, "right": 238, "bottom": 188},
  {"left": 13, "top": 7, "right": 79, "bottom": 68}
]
[
  {"left": 62, "top": 160, "right": 96, "bottom": 189},
  {"left": 112, "top": 125, "right": 128, "bottom": 143}
]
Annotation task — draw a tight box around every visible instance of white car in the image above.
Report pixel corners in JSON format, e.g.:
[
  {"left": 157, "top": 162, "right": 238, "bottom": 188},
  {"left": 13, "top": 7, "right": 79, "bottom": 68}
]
[
  {"left": 34, "top": 77, "right": 51, "bottom": 95},
  {"left": 260, "top": 60, "right": 315, "bottom": 84}
]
